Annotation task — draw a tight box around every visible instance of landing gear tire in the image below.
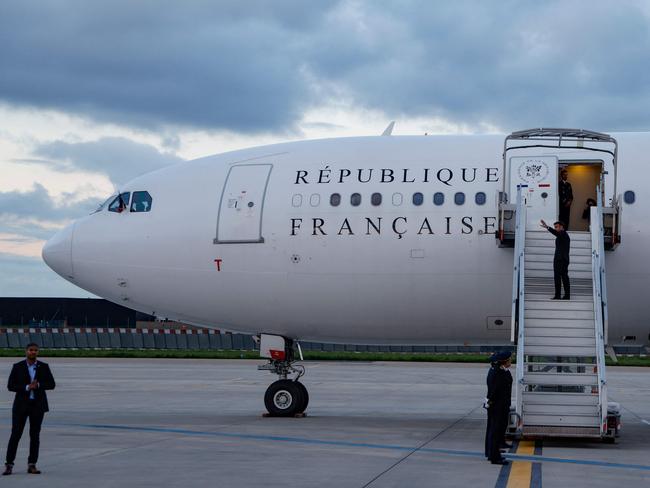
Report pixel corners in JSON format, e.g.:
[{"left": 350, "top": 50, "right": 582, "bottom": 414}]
[
  {"left": 295, "top": 381, "right": 309, "bottom": 413},
  {"left": 264, "top": 380, "right": 304, "bottom": 417}
]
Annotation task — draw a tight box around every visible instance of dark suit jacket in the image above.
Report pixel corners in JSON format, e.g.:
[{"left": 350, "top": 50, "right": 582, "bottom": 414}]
[
  {"left": 547, "top": 227, "right": 571, "bottom": 263},
  {"left": 487, "top": 367, "right": 512, "bottom": 413},
  {"left": 7, "top": 360, "right": 55, "bottom": 413}
]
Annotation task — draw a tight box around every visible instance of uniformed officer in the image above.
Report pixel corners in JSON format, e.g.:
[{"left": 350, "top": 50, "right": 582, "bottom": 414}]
[
  {"left": 559, "top": 169, "right": 573, "bottom": 230},
  {"left": 540, "top": 219, "right": 571, "bottom": 300},
  {"left": 484, "top": 353, "right": 498, "bottom": 458},
  {"left": 486, "top": 350, "right": 513, "bottom": 465}
]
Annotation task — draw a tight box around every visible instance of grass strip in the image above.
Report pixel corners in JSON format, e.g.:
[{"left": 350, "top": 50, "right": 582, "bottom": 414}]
[{"left": 0, "top": 348, "right": 647, "bottom": 366}]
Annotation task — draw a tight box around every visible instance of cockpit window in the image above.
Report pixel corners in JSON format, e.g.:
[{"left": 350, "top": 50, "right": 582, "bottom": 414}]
[
  {"left": 108, "top": 192, "right": 130, "bottom": 213},
  {"left": 92, "top": 194, "right": 116, "bottom": 214},
  {"left": 130, "top": 191, "right": 152, "bottom": 212}
]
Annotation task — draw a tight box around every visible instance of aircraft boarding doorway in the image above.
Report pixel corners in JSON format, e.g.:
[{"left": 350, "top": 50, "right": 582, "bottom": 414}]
[
  {"left": 214, "top": 164, "right": 273, "bottom": 244},
  {"left": 559, "top": 161, "right": 603, "bottom": 232}
]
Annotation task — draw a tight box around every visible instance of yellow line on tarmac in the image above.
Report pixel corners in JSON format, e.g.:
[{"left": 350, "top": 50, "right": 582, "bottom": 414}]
[{"left": 506, "top": 440, "right": 535, "bottom": 488}]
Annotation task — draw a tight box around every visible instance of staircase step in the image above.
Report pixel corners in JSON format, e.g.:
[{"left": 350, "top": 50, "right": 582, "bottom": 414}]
[
  {"left": 523, "top": 414, "right": 600, "bottom": 427},
  {"left": 525, "top": 318, "right": 594, "bottom": 329},
  {"left": 525, "top": 309, "right": 594, "bottom": 320},
  {"left": 525, "top": 336, "right": 596, "bottom": 347},
  {"left": 522, "top": 392, "right": 599, "bottom": 406},
  {"left": 523, "top": 403, "right": 600, "bottom": 416},
  {"left": 523, "top": 372, "right": 598, "bottom": 386},
  {"left": 524, "top": 300, "right": 594, "bottom": 311},
  {"left": 526, "top": 293, "right": 591, "bottom": 302},
  {"left": 526, "top": 254, "right": 591, "bottom": 264},
  {"left": 525, "top": 247, "right": 592, "bottom": 256},
  {"left": 525, "top": 345, "right": 597, "bottom": 356},
  {"left": 526, "top": 327, "right": 595, "bottom": 338},
  {"left": 526, "top": 269, "right": 592, "bottom": 279},
  {"left": 527, "top": 230, "right": 592, "bottom": 241},
  {"left": 526, "top": 239, "right": 591, "bottom": 249},
  {"left": 522, "top": 425, "right": 601, "bottom": 437},
  {"left": 525, "top": 261, "right": 592, "bottom": 272}
]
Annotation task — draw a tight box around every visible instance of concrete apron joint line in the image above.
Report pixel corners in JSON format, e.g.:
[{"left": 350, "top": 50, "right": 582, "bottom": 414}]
[
  {"left": 44, "top": 421, "right": 650, "bottom": 473},
  {"left": 360, "top": 404, "right": 483, "bottom": 488}
]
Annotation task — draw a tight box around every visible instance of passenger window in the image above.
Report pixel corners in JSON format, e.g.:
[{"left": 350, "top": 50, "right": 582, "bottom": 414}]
[
  {"left": 330, "top": 193, "right": 341, "bottom": 207},
  {"left": 130, "top": 191, "right": 152, "bottom": 212},
  {"left": 371, "top": 192, "right": 382, "bottom": 206},
  {"left": 292, "top": 194, "right": 303, "bottom": 207},
  {"left": 475, "top": 192, "right": 486, "bottom": 205},
  {"left": 309, "top": 194, "right": 320, "bottom": 207},
  {"left": 454, "top": 192, "right": 465, "bottom": 205},
  {"left": 350, "top": 193, "right": 362, "bottom": 206},
  {"left": 412, "top": 192, "right": 424, "bottom": 206},
  {"left": 392, "top": 192, "right": 403, "bottom": 206},
  {"left": 624, "top": 190, "right": 635, "bottom": 204},
  {"left": 108, "top": 192, "right": 130, "bottom": 213},
  {"left": 433, "top": 192, "right": 444, "bottom": 206}
]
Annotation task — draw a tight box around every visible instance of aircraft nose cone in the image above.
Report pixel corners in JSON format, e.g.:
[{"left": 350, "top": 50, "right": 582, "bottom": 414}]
[{"left": 42, "top": 223, "right": 75, "bottom": 280}]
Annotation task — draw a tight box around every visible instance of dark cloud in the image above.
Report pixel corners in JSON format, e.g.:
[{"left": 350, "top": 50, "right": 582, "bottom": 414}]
[
  {"left": 1, "top": 1, "right": 650, "bottom": 132},
  {"left": 33, "top": 137, "right": 183, "bottom": 185},
  {"left": 0, "top": 183, "right": 102, "bottom": 223}
]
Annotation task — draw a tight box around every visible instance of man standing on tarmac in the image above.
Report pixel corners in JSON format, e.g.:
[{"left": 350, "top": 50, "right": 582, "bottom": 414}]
[
  {"left": 3, "top": 343, "right": 55, "bottom": 475},
  {"left": 486, "top": 351, "right": 513, "bottom": 465},
  {"left": 540, "top": 219, "right": 571, "bottom": 300}
]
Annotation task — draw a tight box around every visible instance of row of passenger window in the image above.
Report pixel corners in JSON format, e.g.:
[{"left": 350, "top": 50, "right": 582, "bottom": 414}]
[
  {"left": 292, "top": 191, "right": 487, "bottom": 208},
  {"left": 106, "top": 191, "right": 153, "bottom": 213}
]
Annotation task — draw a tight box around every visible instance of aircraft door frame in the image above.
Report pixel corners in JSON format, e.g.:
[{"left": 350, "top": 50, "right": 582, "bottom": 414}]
[{"left": 214, "top": 163, "right": 273, "bottom": 244}]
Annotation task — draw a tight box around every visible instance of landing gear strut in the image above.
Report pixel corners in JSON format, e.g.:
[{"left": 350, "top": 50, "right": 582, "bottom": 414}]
[{"left": 257, "top": 334, "right": 309, "bottom": 417}]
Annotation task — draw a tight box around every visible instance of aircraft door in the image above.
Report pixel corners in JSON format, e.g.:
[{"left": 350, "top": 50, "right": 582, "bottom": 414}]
[
  {"left": 508, "top": 156, "right": 558, "bottom": 230},
  {"left": 214, "top": 164, "right": 273, "bottom": 244}
]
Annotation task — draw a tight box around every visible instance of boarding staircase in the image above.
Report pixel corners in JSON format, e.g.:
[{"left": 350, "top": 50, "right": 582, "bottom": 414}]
[{"left": 510, "top": 188, "right": 615, "bottom": 439}]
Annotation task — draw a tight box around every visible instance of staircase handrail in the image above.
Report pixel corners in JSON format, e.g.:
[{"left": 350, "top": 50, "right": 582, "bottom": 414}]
[
  {"left": 591, "top": 187, "right": 608, "bottom": 435},
  {"left": 511, "top": 187, "right": 527, "bottom": 422}
]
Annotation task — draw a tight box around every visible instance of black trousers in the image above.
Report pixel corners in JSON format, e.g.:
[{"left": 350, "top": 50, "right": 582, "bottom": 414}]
[
  {"left": 559, "top": 206, "right": 571, "bottom": 230},
  {"left": 554, "top": 259, "right": 570, "bottom": 298},
  {"left": 5, "top": 403, "right": 45, "bottom": 465},
  {"left": 487, "top": 407, "right": 509, "bottom": 461}
]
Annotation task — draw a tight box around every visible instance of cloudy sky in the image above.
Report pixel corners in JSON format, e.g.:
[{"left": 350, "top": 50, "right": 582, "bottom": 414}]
[{"left": 2, "top": 0, "right": 650, "bottom": 297}]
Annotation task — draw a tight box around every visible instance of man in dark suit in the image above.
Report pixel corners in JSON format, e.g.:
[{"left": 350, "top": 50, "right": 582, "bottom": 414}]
[
  {"left": 3, "top": 343, "right": 55, "bottom": 475},
  {"left": 486, "top": 350, "right": 513, "bottom": 465},
  {"left": 541, "top": 219, "right": 571, "bottom": 300},
  {"left": 559, "top": 169, "right": 573, "bottom": 230}
]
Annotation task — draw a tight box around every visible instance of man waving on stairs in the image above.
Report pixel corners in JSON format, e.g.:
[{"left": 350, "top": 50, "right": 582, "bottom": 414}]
[{"left": 540, "top": 219, "right": 571, "bottom": 300}]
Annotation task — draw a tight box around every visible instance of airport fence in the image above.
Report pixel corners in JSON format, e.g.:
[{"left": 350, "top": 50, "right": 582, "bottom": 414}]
[{"left": 0, "top": 328, "right": 645, "bottom": 355}]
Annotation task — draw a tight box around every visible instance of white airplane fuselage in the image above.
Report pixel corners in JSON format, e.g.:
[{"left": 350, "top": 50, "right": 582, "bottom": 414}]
[{"left": 43, "top": 133, "right": 650, "bottom": 346}]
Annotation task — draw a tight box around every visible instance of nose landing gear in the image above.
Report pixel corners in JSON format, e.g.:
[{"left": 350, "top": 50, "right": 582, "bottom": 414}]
[{"left": 257, "top": 334, "right": 309, "bottom": 417}]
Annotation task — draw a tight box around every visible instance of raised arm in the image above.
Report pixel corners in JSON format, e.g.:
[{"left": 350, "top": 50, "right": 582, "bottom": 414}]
[{"left": 540, "top": 220, "right": 559, "bottom": 236}]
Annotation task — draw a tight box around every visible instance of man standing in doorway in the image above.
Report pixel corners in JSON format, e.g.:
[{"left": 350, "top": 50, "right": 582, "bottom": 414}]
[
  {"left": 3, "top": 343, "right": 55, "bottom": 475},
  {"left": 541, "top": 219, "right": 571, "bottom": 300},
  {"left": 559, "top": 168, "right": 573, "bottom": 230}
]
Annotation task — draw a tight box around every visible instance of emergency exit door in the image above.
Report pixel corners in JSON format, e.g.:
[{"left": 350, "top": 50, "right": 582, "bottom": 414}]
[
  {"left": 214, "top": 164, "right": 272, "bottom": 244},
  {"left": 508, "top": 156, "right": 558, "bottom": 230}
]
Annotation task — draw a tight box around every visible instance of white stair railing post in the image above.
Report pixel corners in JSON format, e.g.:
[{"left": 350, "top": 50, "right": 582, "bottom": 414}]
[
  {"left": 512, "top": 187, "right": 526, "bottom": 426},
  {"left": 591, "top": 187, "right": 608, "bottom": 436}
]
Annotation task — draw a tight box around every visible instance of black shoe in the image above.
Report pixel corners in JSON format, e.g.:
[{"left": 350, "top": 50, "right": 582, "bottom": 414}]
[
  {"left": 27, "top": 464, "right": 41, "bottom": 474},
  {"left": 2, "top": 464, "right": 12, "bottom": 476},
  {"left": 491, "top": 459, "right": 509, "bottom": 465},
  {"left": 562, "top": 296, "right": 570, "bottom": 300},
  {"left": 551, "top": 296, "right": 561, "bottom": 300}
]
